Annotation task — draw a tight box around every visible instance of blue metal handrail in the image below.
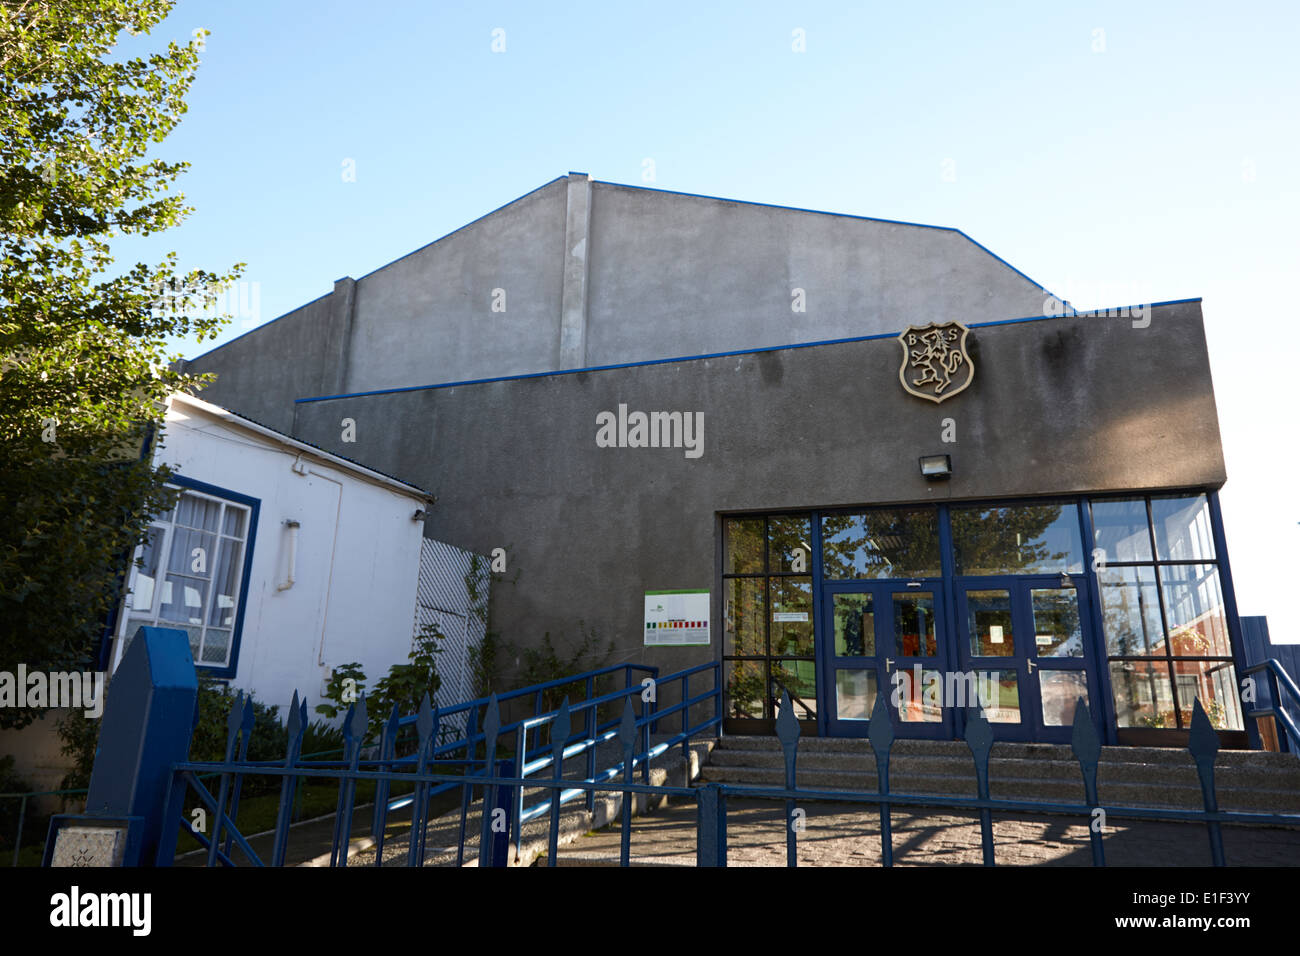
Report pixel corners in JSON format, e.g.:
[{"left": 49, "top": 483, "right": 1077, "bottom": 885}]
[
  {"left": 380, "top": 662, "right": 661, "bottom": 814},
  {"left": 1243, "top": 658, "right": 1300, "bottom": 754},
  {"left": 507, "top": 661, "right": 720, "bottom": 851}
]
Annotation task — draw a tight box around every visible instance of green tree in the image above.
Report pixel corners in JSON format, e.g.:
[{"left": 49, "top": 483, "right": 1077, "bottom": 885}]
[{"left": 0, "top": 1, "right": 241, "bottom": 726}]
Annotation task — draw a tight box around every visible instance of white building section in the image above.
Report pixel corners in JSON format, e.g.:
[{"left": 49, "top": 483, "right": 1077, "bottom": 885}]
[{"left": 107, "top": 392, "right": 467, "bottom": 717}]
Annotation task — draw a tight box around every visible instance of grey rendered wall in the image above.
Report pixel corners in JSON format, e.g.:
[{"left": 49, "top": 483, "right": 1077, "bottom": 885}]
[
  {"left": 183, "top": 174, "right": 1059, "bottom": 416},
  {"left": 183, "top": 291, "right": 339, "bottom": 432},
  {"left": 290, "top": 300, "right": 1225, "bottom": 687},
  {"left": 584, "top": 181, "right": 1051, "bottom": 365},
  {"left": 342, "top": 177, "right": 569, "bottom": 394}
]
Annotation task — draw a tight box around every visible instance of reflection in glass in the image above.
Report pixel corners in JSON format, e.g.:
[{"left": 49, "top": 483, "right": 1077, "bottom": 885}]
[
  {"left": 977, "top": 670, "right": 1021, "bottom": 723},
  {"left": 821, "top": 509, "right": 941, "bottom": 579},
  {"left": 724, "top": 577, "right": 765, "bottom": 656},
  {"left": 1098, "top": 566, "right": 1163, "bottom": 656},
  {"left": 951, "top": 503, "right": 1083, "bottom": 575},
  {"left": 768, "top": 514, "right": 813, "bottom": 573},
  {"left": 1151, "top": 494, "right": 1215, "bottom": 562},
  {"left": 833, "top": 593, "right": 874, "bottom": 657},
  {"left": 1110, "top": 660, "right": 1176, "bottom": 728},
  {"left": 772, "top": 659, "right": 816, "bottom": 720},
  {"left": 724, "top": 517, "right": 765, "bottom": 574},
  {"left": 1039, "top": 671, "right": 1088, "bottom": 726},
  {"left": 131, "top": 526, "right": 165, "bottom": 611},
  {"left": 967, "top": 590, "right": 1014, "bottom": 657},
  {"left": 1173, "top": 660, "right": 1243, "bottom": 730},
  {"left": 1160, "top": 565, "right": 1231, "bottom": 658},
  {"left": 891, "top": 666, "right": 943, "bottom": 722},
  {"left": 893, "top": 592, "right": 936, "bottom": 656},
  {"left": 726, "top": 660, "right": 766, "bottom": 719},
  {"left": 836, "top": 669, "right": 877, "bottom": 721},
  {"left": 1031, "top": 588, "right": 1083, "bottom": 657},
  {"left": 1090, "top": 498, "right": 1153, "bottom": 563},
  {"left": 769, "top": 577, "right": 813, "bottom": 656}
]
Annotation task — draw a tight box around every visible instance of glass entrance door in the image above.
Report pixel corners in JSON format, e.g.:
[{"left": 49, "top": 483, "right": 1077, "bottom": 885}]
[
  {"left": 821, "top": 580, "right": 951, "bottom": 739},
  {"left": 954, "top": 575, "right": 1099, "bottom": 742}
]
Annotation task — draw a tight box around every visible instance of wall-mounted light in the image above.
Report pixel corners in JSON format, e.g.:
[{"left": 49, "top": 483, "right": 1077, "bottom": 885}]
[{"left": 919, "top": 454, "right": 952, "bottom": 480}]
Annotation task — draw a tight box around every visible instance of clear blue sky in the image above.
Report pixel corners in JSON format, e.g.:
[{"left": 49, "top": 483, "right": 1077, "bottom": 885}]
[{"left": 117, "top": 1, "right": 1299, "bottom": 639}]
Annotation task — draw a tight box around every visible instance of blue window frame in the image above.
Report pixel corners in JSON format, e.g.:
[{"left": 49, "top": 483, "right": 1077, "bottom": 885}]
[
  {"left": 112, "top": 475, "right": 259, "bottom": 679},
  {"left": 720, "top": 488, "right": 1245, "bottom": 744}
]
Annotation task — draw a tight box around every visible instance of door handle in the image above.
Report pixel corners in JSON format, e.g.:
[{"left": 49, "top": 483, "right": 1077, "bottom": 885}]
[
  {"left": 885, "top": 658, "right": 894, "bottom": 672},
  {"left": 1026, "top": 660, "right": 1037, "bottom": 673}
]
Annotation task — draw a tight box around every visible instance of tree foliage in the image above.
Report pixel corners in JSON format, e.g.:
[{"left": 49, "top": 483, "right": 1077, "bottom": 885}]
[{"left": 0, "top": 1, "right": 241, "bottom": 726}]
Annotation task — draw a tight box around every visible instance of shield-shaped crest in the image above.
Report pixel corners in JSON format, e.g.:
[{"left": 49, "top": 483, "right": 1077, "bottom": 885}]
[{"left": 897, "top": 321, "right": 974, "bottom": 403}]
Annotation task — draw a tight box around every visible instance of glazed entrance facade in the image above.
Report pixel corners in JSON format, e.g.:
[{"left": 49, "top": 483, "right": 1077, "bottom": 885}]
[{"left": 721, "top": 491, "right": 1247, "bottom": 746}]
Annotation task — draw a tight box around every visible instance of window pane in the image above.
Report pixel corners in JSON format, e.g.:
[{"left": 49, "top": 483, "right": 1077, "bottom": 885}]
[
  {"left": 977, "top": 670, "right": 1021, "bottom": 723},
  {"left": 893, "top": 666, "right": 942, "bottom": 722},
  {"left": 1031, "top": 588, "right": 1084, "bottom": 658},
  {"left": 1160, "top": 564, "right": 1231, "bottom": 657},
  {"left": 725, "top": 660, "right": 765, "bottom": 719},
  {"left": 159, "top": 573, "right": 208, "bottom": 626},
  {"left": 724, "top": 517, "right": 765, "bottom": 574},
  {"left": 835, "top": 669, "right": 877, "bottom": 721},
  {"left": 1172, "top": 660, "right": 1243, "bottom": 730},
  {"left": 893, "top": 592, "right": 936, "bottom": 656},
  {"left": 768, "top": 514, "right": 812, "bottom": 573},
  {"left": 1151, "top": 494, "right": 1215, "bottom": 562},
  {"left": 201, "top": 628, "right": 231, "bottom": 665},
  {"left": 772, "top": 660, "right": 816, "bottom": 720},
  {"left": 222, "top": 505, "right": 247, "bottom": 539},
  {"left": 175, "top": 493, "right": 221, "bottom": 532},
  {"left": 723, "top": 577, "right": 765, "bottom": 656},
  {"left": 1098, "top": 566, "right": 1163, "bottom": 656},
  {"left": 1110, "top": 660, "right": 1176, "bottom": 728},
  {"left": 769, "top": 577, "right": 812, "bottom": 657},
  {"left": 967, "top": 590, "right": 1014, "bottom": 657},
  {"left": 1039, "top": 671, "right": 1089, "bottom": 727},
  {"left": 832, "top": 592, "right": 874, "bottom": 657},
  {"left": 821, "top": 508, "right": 941, "bottom": 579},
  {"left": 208, "top": 539, "right": 244, "bottom": 628},
  {"left": 1091, "top": 498, "right": 1153, "bottom": 563},
  {"left": 951, "top": 503, "right": 1083, "bottom": 575},
  {"left": 131, "top": 526, "right": 166, "bottom": 611},
  {"left": 168, "top": 527, "right": 217, "bottom": 579}
]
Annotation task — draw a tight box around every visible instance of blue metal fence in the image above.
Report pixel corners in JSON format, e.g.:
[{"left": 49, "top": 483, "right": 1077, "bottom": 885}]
[{"left": 49, "top": 627, "right": 1300, "bottom": 868}]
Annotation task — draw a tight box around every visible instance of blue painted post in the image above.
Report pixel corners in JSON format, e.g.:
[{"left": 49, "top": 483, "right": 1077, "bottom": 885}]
[
  {"left": 490, "top": 759, "right": 516, "bottom": 867},
  {"left": 868, "top": 692, "right": 896, "bottom": 867},
  {"left": 776, "top": 691, "right": 800, "bottom": 867},
  {"left": 696, "top": 783, "right": 727, "bottom": 867},
  {"left": 681, "top": 673, "right": 690, "bottom": 762},
  {"left": 57, "top": 627, "right": 198, "bottom": 868}
]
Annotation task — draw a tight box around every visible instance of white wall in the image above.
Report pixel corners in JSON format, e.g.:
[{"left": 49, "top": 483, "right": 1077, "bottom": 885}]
[{"left": 111, "top": 398, "right": 426, "bottom": 718}]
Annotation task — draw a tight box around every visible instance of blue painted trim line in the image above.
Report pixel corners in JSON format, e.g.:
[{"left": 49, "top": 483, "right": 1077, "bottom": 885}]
[{"left": 295, "top": 296, "right": 1204, "bottom": 405}]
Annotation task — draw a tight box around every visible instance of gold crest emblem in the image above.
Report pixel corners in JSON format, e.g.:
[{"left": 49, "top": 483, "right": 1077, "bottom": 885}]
[{"left": 897, "top": 322, "right": 973, "bottom": 403}]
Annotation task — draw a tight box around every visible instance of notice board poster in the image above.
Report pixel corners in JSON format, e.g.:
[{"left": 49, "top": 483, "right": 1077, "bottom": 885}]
[{"left": 644, "top": 590, "right": 710, "bottom": 646}]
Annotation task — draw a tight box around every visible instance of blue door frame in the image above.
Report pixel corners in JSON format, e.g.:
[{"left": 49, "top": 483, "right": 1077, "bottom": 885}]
[{"left": 819, "top": 579, "right": 954, "bottom": 739}]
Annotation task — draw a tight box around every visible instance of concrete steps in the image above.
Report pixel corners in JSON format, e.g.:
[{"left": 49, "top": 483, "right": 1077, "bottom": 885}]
[{"left": 698, "top": 736, "right": 1300, "bottom": 813}]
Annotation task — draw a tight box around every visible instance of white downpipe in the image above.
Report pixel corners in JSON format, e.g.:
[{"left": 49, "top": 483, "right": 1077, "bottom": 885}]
[{"left": 277, "top": 520, "right": 300, "bottom": 591}]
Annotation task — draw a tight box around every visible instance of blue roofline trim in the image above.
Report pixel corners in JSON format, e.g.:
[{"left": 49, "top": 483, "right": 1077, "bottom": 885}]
[
  {"left": 589, "top": 178, "right": 1061, "bottom": 298},
  {"left": 294, "top": 297, "right": 1202, "bottom": 404}
]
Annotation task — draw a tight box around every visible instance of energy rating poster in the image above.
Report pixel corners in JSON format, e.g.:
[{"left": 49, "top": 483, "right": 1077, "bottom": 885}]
[{"left": 644, "top": 589, "right": 710, "bottom": 646}]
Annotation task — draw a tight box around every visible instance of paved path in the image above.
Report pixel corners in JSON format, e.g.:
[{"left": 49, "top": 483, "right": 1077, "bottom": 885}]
[{"left": 554, "top": 798, "right": 1300, "bottom": 866}]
